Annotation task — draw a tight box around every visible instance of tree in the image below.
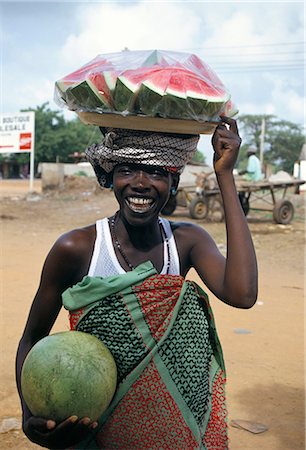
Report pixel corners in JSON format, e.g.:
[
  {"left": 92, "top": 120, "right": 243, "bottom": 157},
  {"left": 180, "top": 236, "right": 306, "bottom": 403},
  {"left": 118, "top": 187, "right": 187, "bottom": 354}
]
[
  {"left": 238, "top": 114, "right": 304, "bottom": 174},
  {"left": 191, "top": 149, "right": 206, "bottom": 164},
  {"left": 1, "top": 103, "right": 103, "bottom": 177},
  {"left": 20, "top": 103, "right": 101, "bottom": 165}
]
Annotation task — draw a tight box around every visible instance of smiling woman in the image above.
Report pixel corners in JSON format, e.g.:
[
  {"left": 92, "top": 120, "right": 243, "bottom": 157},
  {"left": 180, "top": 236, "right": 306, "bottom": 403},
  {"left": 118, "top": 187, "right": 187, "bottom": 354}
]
[{"left": 16, "top": 118, "right": 258, "bottom": 450}]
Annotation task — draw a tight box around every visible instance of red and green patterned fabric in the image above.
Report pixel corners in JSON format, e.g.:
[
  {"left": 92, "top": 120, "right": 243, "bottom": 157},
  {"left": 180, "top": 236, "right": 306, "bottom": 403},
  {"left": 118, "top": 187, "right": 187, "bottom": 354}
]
[{"left": 62, "top": 261, "right": 228, "bottom": 449}]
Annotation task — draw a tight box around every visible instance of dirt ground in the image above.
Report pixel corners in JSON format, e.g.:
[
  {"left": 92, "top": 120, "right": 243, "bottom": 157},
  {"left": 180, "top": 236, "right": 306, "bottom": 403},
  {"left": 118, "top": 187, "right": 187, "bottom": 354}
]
[{"left": 1, "top": 178, "right": 305, "bottom": 450}]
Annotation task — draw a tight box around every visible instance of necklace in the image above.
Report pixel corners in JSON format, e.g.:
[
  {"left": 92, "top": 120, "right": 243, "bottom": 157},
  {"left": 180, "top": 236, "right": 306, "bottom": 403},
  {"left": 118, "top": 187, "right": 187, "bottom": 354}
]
[{"left": 109, "top": 213, "right": 171, "bottom": 274}]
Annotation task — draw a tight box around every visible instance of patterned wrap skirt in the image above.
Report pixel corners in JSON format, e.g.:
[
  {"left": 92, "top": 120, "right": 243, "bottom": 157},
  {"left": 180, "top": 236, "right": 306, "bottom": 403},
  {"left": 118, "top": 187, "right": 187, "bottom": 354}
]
[{"left": 62, "top": 261, "right": 228, "bottom": 449}]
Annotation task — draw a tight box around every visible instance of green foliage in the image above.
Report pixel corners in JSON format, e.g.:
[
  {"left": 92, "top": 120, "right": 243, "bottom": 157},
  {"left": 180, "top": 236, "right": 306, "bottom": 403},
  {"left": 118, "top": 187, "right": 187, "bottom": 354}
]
[
  {"left": 238, "top": 114, "right": 304, "bottom": 173},
  {"left": 73, "top": 170, "right": 88, "bottom": 177},
  {"left": 3, "top": 105, "right": 303, "bottom": 177},
  {"left": 16, "top": 102, "right": 101, "bottom": 167},
  {"left": 191, "top": 149, "right": 206, "bottom": 164}
]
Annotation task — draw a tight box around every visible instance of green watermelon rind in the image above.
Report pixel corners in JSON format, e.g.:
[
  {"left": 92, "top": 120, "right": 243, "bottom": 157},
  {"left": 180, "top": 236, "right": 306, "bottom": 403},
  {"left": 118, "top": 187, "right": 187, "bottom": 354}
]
[
  {"left": 21, "top": 331, "right": 117, "bottom": 422},
  {"left": 113, "top": 76, "right": 140, "bottom": 112},
  {"left": 55, "top": 49, "right": 235, "bottom": 120},
  {"left": 136, "top": 80, "right": 166, "bottom": 116},
  {"left": 65, "top": 79, "right": 112, "bottom": 112}
]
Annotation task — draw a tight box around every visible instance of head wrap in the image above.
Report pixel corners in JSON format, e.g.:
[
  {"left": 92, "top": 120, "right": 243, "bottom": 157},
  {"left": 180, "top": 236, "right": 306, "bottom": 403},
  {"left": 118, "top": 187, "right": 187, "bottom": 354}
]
[{"left": 85, "top": 128, "right": 200, "bottom": 188}]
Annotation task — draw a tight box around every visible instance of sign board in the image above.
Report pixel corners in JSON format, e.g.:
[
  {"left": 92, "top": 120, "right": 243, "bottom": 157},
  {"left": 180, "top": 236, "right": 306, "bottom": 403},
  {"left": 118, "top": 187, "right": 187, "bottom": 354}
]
[
  {"left": 0, "top": 111, "right": 35, "bottom": 154},
  {"left": 0, "top": 111, "right": 35, "bottom": 192}
]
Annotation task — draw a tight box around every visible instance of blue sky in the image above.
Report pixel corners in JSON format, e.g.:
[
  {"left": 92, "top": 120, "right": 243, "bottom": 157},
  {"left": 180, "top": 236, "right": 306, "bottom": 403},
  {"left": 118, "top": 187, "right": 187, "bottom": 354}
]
[{"left": 1, "top": 0, "right": 304, "bottom": 163}]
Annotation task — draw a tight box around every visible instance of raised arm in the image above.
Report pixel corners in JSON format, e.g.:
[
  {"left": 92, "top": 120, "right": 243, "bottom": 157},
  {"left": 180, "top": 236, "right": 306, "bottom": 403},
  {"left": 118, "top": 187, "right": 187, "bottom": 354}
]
[{"left": 189, "top": 117, "right": 258, "bottom": 308}]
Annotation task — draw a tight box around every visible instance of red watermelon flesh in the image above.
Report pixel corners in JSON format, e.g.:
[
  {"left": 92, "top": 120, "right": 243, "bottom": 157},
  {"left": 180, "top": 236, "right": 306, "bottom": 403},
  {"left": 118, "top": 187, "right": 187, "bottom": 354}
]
[
  {"left": 63, "top": 57, "right": 113, "bottom": 83},
  {"left": 55, "top": 58, "right": 115, "bottom": 110},
  {"left": 136, "top": 67, "right": 230, "bottom": 119},
  {"left": 54, "top": 49, "right": 236, "bottom": 121},
  {"left": 185, "top": 53, "right": 225, "bottom": 90}
]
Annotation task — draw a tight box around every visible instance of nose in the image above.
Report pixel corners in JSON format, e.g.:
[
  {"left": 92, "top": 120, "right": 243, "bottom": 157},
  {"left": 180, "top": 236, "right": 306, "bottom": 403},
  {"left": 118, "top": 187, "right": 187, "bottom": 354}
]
[{"left": 131, "top": 170, "right": 150, "bottom": 189}]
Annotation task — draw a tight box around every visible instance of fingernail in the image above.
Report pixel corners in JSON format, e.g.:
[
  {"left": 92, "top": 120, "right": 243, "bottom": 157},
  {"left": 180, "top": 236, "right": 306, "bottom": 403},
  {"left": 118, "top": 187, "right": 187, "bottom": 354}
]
[
  {"left": 70, "top": 415, "right": 78, "bottom": 423},
  {"left": 91, "top": 422, "right": 98, "bottom": 429},
  {"left": 47, "top": 420, "right": 56, "bottom": 429},
  {"left": 82, "top": 417, "right": 91, "bottom": 425}
]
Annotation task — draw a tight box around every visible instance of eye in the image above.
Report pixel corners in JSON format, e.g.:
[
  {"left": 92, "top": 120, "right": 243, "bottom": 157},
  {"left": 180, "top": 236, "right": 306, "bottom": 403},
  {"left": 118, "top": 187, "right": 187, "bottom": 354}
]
[
  {"left": 116, "top": 165, "right": 133, "bottom": 175},
  {"left": 148, "top": 168, "right": 168, "bottom": 178}
]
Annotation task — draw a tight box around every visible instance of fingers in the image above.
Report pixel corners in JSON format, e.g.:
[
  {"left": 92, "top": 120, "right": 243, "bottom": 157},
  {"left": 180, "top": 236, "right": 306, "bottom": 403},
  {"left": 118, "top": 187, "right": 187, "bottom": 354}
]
[
  {"left": 24, "top": 415, "right": 98, "bottom": 448},
  {"left": 219, "top": 116, "right": 239, "bottom": 135},
  {"left": 27, "top": 415, "right": 98, "bottom": 436},
  {"left": 54, "top": 416, "right": 98, "bottom": 433},
  {"left": 26, "top": 417, "right": 53, "bottom": 433}
]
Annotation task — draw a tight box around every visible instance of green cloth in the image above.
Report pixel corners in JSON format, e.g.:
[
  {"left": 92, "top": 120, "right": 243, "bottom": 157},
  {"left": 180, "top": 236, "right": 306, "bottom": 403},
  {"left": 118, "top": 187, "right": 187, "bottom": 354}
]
[{"left": 62, "top": 262, "right": 228, "bottom": 449}]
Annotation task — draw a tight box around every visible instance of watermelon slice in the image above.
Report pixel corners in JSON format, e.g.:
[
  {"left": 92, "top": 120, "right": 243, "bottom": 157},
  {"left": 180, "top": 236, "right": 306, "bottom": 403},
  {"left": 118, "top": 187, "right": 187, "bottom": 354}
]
[
  {"left": 220, "top": 99, "right": 239, "bottom": 118},
  {"left": 113, "top": 66, "right": 162, "bottom": 112},
  {"left": 136, "top": 67, "right": 230, "bottom": 120},
  {"left": 55, "top": 57, "right": 116, "bottom": 111},
  {"left": 185, "top": 53, "right": 225, "bottom": 90},
  {"left": 64, "top": 78, "right": 110, "bottom": 111},
  {"left": 54, "top": 49, "right": 237, "bottom": 122}
]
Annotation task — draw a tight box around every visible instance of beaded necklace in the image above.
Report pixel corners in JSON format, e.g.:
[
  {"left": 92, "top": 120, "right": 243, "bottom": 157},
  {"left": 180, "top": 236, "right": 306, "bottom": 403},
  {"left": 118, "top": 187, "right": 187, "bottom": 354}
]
[{"left": 109, "top": 213, "right": 171, "bottom": 274}]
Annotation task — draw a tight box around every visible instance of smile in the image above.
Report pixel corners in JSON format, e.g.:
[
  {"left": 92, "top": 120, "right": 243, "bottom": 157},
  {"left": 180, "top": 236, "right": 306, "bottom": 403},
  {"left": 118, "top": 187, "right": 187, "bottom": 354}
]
[{"left": 126, "top": 197, "right": 154, "bottom": 213}]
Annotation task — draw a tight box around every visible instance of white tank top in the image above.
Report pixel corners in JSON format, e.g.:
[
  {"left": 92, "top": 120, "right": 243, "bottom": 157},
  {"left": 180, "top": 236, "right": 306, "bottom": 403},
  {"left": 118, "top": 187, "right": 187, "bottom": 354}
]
[{"left": 88, "top": 217, "right": 180, "bottom": 277}]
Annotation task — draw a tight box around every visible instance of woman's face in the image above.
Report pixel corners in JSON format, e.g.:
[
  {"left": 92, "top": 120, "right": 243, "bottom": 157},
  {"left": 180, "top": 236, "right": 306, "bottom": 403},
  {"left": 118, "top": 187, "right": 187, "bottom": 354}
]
[{"left": 112, "top": 163, "right": 175, "bottom": 226}]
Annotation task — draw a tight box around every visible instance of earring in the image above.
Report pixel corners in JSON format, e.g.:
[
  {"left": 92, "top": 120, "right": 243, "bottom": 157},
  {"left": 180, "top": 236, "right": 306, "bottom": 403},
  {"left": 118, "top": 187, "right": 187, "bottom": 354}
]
[
  {"left": 171, "top": 187, "right": 177, "bottom": 196},
  {"left": 109, "top": 183, "right": 113, "bottom": 190}
]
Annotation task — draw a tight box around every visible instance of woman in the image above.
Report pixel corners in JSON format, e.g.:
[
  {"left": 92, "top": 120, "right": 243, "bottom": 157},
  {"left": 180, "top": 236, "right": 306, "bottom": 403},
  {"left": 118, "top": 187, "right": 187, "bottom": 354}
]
[{"left": 16, "top": 116, "right": 258, "bottom": 449}]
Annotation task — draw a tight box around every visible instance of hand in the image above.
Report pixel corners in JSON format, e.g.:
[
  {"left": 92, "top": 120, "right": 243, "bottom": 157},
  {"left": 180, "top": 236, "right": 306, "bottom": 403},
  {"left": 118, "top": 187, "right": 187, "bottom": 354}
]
[
  {"left": 23, "top": 415, "right": 98, "bottom": 449},
  {"left": 211, "top": 116, "right": 242, "bottom": 176}
]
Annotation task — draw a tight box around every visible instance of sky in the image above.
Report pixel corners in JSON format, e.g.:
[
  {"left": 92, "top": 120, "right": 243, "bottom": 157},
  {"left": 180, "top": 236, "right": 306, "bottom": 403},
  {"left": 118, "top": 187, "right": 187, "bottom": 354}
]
[{"left": 0, "top": 0, "right": 304, "bottom": 164}]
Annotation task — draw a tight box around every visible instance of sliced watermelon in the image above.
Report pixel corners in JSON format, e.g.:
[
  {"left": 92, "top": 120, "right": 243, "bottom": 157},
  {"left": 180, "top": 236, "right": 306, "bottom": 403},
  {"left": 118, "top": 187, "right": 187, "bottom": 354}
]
[
  {"left": 136, "top": 69, "right": 171, "bottom": 115},
  {"left": 136, "top": 67, "right": 230, "bottom": 120},
  {"left": 65, "top": 78, "right": 111, "bottom": 111},
  {"left": 54, "top": 49, "right": 236, "bottom": 121},
  {"left": 185, "top": 53, "right": 225, "bottom": 90},
  {"left": 55, "top": 56, "right": 116, "bottom": 110},
  {"left": 113, "top": 66, "right": 162, "bottom": 112},
  {"left": 103, "top": 71, "right": 117, "bottom": 94},
  {"left": 62, "top": 57, "right": 113, "bottom": 83},
  {"left": 220, "top": 99, "right": 239, "bottom": 118}
]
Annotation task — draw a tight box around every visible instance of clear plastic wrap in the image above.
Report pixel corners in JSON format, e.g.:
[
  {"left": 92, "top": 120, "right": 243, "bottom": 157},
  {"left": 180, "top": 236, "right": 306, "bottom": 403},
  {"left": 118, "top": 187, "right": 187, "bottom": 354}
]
[{"left": 54, "top": 50, "right": 238, "bottom": 133}]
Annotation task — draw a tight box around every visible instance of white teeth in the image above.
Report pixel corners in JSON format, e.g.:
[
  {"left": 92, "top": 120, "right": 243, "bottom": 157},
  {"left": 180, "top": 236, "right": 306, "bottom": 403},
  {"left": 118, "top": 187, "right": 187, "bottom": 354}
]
[
  {"left": 128, "top": 197, "right": 153, "bottom": 205},
  {"left": 126, "top": 197, "right": 154, "bottom": 213}
]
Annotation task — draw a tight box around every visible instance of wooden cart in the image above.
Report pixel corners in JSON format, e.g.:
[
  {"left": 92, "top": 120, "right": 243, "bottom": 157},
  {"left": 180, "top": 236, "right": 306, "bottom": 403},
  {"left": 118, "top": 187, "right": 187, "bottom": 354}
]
[
  {"left": 235, "top": 178, "right": 305, "bottom": 224},
  {"left": 161, "top": 184, "right": 224, "bottom": 222},
  {"left": 162, "top": 178, "right": 305, "bottom": 224}
]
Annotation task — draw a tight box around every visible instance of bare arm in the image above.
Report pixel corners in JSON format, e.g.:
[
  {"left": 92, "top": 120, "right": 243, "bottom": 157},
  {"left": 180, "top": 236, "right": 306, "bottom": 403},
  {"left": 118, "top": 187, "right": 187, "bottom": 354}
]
[
  {"left": 15, "top": 227, "right": 98, "bottom": 448},
  {"left": 189, "top": 117, "right": 258, "bottom": 308}
]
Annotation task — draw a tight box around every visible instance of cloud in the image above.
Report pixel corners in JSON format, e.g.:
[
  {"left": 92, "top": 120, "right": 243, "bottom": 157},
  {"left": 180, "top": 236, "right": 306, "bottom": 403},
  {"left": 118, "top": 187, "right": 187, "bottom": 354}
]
[
  {"left": 2, "top": 0, "right": 303, "bottom": 129},
  {"left": 59, "top": 3, "right": 201, "bottom": 71}
]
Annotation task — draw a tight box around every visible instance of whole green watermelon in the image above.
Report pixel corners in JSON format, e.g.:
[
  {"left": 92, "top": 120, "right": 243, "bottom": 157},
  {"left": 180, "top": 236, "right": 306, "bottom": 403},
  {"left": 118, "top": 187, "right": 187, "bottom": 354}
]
[{"left": 21, "top": 331, "right": 117, "bottom": 422}]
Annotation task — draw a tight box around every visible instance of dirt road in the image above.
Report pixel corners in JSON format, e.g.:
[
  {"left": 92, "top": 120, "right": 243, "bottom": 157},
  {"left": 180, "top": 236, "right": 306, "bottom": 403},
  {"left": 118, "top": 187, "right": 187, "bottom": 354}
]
[{"left": 1, "top": 179, "right": 305, "bottom": 449}]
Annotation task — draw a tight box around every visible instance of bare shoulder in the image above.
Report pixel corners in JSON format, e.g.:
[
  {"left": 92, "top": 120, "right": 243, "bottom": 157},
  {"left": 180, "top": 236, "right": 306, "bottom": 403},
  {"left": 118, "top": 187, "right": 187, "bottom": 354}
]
[
  {"left": 44, "top": 224, "right": 97, "bottom": 286},
  {"left": 169, "top": 220, "right": 218, "bottom": 275},
  {"left": 54, "top": 224, "right": 96, "bottom": 255}
]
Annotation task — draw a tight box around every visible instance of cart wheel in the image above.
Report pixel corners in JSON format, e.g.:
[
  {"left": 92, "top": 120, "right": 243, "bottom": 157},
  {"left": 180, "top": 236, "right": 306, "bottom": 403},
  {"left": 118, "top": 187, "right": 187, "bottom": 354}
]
[
  {"left": 189, "top": 196, "right": 209, "bottom": 220},
  {"left": 209, "top": 198, "right": 224, "bottom": 222},
  {"left": 161, "top": 195, "right": 177, "bottom": 216},
  {"left": 238, "top": 192, "right": 250, "bottom": 216},
  {"left": 273, "top": 200, "right": 294, "bottom": 224}
]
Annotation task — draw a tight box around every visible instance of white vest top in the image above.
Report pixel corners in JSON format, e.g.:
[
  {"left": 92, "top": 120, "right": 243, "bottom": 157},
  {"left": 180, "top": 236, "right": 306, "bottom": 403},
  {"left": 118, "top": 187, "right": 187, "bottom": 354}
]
[{"left": 88, "top": 217, "right": 180, "bottom": 277}]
